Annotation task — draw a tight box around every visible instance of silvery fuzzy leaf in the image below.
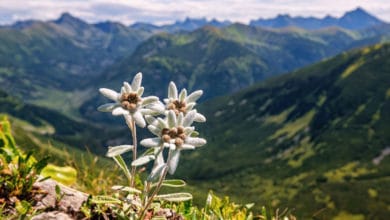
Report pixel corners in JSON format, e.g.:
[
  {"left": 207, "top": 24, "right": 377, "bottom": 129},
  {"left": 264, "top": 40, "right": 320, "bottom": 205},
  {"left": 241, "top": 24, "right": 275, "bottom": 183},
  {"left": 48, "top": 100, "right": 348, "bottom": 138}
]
[
  {"left": 97, "top": 103, "right": 118, "bottom": 112},
  {"left": 179, "top": 89, "right": 187, "bottom": 102},
  {"left": 142, "top": 96, "right": 159, "bottom": 106},
  {"left": 184, "top": 126, "right": 195, "bottom": 135},
  {"left": 148, "top": 102, "right": 165, "bottom": 114},
  {"left": 155, "top": 150, "right": 165, "bottom": 166},
  {"left": 147, "top": 163, "right": 167, "bottom": 182},
  {"left": 168, "top": 82, "right": 178, "bottom": 99},
  {"left": 131, "top": 155, "right": 155, "bottom": 167},
  {"left": 132, "top": 111, "right": 146, "bottom": 128},
  {"left": 112, "top": 185, "right": 141, "bottom": 194},
  {"left": 131, "top": 72, "right": 142, "bottom": 91},
  {"left": 147, "top": 125, "right": 161, "bottom": 136},
  {"left": 91, "top": 195, "right": 122, "bottom": 204},
  {"left": 140, "top": 108, "right": 156, "bottom": 116},
  {"left": 160, "top": 179, "right": 186, "bottom": 188},
  {"left": 185, "top": 90, "right": 203, "bottom": 103},
  {"left": 185, "top": 137, "right": 206, "bottom": 147},
  {"left": 137, "top": 86, "right": 144, "bottom": 96},
  {"left": 156, "top": 192, "right": 192, "bottom": 202},
  {"left": 123, "top": 82, "right": 132, "bottom": 93},
  {"left": 99, "top": 88, "right": 119, "bottom": 101},
  {"left": 183, "top": 110, "right": 196, "bottom": 127},
  {"left": 194, "top": 112, "right": 206, "bottom": 122},
  {"left": 121, "top": 86, "right": 126, "bottom": 94},
  {"left": 181, "top": 144, "right": 195, "bottom": 150},
  {"left": 163, "top": 98, "right": 170, "bottom": 104},
  {"left": 112, "top": 107, "right": 129, "bottom": 116},
  {"left": 106, "top": 145, "right": 134, "bottom": 157},
  {"left": 185, "top": 102, "right": 196, "bottom": 111},
  {"left": 145, "top": 115, "right": 157, "bottom": 126},
  {"left": 112, "top": 155, "right": 132, "bottom": 183},
  {"left": 168, "top": 150, "right": 181, "bottom": 174},
  {"left": 157, "top": 117, "right": 168, "bottom": 129},
  {"left": 140, "top": 138, "right": 161, "bottom": 148},
  {"left": 167, "top": 110, "right": 177, "bottom": 128},
  {"left": 177, "top": 113, "right": 183, "bottom": 126}
]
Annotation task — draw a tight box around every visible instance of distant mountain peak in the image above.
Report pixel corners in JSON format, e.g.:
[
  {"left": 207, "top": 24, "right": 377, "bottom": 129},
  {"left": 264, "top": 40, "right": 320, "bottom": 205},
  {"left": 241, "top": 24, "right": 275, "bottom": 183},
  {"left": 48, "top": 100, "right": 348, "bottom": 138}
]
[
  {"left": 250, "top": 7, "right": 384, "bottom": 30},
  {"left": 55, "top": 12, "right": 87, "bottom": 26}
]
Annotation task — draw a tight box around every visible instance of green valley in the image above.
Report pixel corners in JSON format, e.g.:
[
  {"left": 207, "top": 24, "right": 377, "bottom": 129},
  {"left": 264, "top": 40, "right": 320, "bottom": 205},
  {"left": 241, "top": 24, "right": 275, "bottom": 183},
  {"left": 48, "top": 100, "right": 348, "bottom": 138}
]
[{"left": 175, "top": 43, "right": 390, "bottom": 219}]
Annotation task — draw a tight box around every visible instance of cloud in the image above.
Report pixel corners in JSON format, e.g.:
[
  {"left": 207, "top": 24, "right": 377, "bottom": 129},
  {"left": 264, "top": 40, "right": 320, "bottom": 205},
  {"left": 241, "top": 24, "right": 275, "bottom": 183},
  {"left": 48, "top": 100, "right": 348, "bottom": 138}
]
[{"left": 0, "top": 0, "right": 389, "bottom": 25}]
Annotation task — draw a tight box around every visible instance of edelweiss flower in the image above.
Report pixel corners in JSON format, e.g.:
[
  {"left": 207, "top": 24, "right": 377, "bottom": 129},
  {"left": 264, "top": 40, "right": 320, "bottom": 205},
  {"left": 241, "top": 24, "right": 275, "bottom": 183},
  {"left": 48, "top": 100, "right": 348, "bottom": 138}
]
[
  {"left": 97, "top": 72, "right": 163, "bottom": 127},
  {"left": 163, "top": 82, "right": 206, "bottom": 123},
  {"left": 140, "top": 110, "right": 206, "bottom": 174}
]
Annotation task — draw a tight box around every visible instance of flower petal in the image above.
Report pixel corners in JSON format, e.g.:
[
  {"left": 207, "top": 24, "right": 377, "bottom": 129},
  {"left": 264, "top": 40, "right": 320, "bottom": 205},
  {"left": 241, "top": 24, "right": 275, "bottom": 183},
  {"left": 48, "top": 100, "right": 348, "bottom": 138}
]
[
  {"left": 145, "top": 116, "right": 158, "bottom": 126},
  {"left": 185, "top": 102, "right": 196, "bottom": 111},
  {"left": 168, "top": 150, "right": 181, "bottom": 175},
  {"left": 147, "top": 125, "right": 161, "bottom": 136},
  {"left": 140, "top": 138, "right": 161, "bottom": 148},
  {"left": 194, "top": 112, "right": 206, "bottom": 122},
  {"left": 131, "top": 72, "right": 142, "bottom": 91},
  {"left": 97, "top": 103, "right": 119, "bottom": 112},
  {"left": 185, "top": 137, "right": 206, "bottom": 147},
  {"left": 167, "top": 110, "right": 177, "bottom": 128},
  {"left": 168, "top": 82, "right": 178, "bottom": 99},
  {"left": 133, "top": 111, "right": 146, "bottom": 128},
  {"left": 155, "top": 149, "right": 165, "bottom": 166},
  {"left": 123, "top": 82, "right": 132, "bottom": 93},
  {"left": 157, "top": 118, "right": 168, "bottom": 129},
  {"left": 142, "top": 96, "right": 159, "bottom": 106},
  {"left": 183, "top": 110, "right": 196, "bottom": 127},
  {"left": 112, "top": 107, "right": 129, "bottom": 116},
  {"left": 137, "top": 86, "right": 144, "bottom": 96},
  {"left": 148, "top": 163, "right": 167, "bottom": 182},
  {"left": 185, "top": 90, "right": 203, "bottom": 103},
  {"left": 132, "top": 155, "right": 155, "bottom": 167},
  {"left": 99, "top": 88, "right": 119, "bottom": 101},
  {"left": 184, "top": 127, "right": 195, "bottom": 135},
  {"left": 179, "top": 89, "right": 187, "bottom": 102},
  {"left": 177, "top": 113, "right": 183, "bottom": 126},
  {"left": 140, "top": 108, "right": 156, "bottom": 115},
  {"left": 148, "top": 102, "right": 165, "bottom": 114},
  {"left": 181, "top": 144, "right": 195, "bottom": 150}
]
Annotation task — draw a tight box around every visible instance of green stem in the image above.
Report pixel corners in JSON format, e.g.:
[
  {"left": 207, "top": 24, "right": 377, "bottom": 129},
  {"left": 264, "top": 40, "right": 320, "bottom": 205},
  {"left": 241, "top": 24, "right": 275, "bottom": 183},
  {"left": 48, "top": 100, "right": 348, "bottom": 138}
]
[
  {"left": 139, "top": 150, "right": 172, "bottom": 219},
  {"left": 125, "top": 115, "right": 137, "bottom": 187},
  {"left": 130, "top": 119, "right": 137, "bottom": 187}
]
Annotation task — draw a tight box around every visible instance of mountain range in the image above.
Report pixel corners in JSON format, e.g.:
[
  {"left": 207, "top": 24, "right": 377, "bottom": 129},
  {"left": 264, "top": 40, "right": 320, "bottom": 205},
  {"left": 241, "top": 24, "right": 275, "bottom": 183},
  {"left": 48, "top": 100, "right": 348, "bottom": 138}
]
[
  {"left": 0, "top": 10, "right": 389, "bottom": 122},
  {"left": 128, "top": 7, "right": 386, "bottom": 33},
  {"left": 250, "top": 7, "right": 386, "bottom": 30}
]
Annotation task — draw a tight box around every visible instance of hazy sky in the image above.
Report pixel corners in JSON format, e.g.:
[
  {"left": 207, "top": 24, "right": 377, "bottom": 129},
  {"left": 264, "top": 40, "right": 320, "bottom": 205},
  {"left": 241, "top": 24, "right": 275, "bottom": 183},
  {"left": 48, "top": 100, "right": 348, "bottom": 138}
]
[{"left": 0, "top": 0, "right": 389, "bottom": 25}]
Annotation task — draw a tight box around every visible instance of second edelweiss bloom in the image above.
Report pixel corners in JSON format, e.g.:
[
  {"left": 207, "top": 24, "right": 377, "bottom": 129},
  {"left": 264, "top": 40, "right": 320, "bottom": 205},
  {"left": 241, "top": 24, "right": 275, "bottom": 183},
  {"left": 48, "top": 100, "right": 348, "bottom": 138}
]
[
  {"left": 97, "top": 72, "right": 162, "bottom": 127},
  {"left": 164, "top": 82, "right": 206, "bottom": 123},
  {"left": 140, "top": 110, "right": 206, "bottom": 174}
]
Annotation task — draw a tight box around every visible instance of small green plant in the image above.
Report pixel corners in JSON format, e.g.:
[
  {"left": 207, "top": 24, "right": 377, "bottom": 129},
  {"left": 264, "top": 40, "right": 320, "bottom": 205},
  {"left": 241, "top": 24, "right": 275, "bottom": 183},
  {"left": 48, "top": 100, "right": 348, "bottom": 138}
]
[
  {"left": 95, "top": 72, "right": 207, "bottom": 219},
  {"left": 0, "top": 116, "right": 49, "bottom": 217}
]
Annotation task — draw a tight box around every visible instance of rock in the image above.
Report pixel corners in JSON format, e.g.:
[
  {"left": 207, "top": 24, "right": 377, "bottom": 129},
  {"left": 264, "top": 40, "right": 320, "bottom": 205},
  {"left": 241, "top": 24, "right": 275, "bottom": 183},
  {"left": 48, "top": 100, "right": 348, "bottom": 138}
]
[
  {"left": 32, "top": 178, "right": 88, "bottom": 219},
  {"left": 32, "top": 211, "right": 73, "bottom": 220}
]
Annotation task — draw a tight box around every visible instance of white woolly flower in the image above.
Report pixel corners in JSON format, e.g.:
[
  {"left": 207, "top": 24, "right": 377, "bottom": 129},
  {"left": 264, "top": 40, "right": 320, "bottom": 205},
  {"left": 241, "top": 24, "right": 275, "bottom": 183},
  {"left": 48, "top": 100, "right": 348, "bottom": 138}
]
[
  {"left": 140, "top": 110, "right": 206, "bottom": 174},
  {"left": 163, "top": 82, "right": 206, "bottom": 123},
  {"left": 97, "top": 72, "right": 164, "bottom": 127}
]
